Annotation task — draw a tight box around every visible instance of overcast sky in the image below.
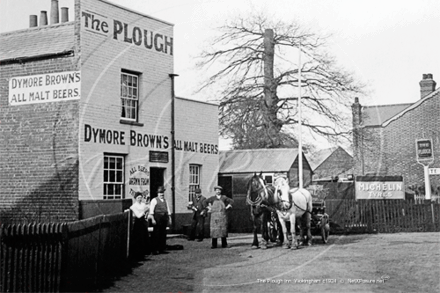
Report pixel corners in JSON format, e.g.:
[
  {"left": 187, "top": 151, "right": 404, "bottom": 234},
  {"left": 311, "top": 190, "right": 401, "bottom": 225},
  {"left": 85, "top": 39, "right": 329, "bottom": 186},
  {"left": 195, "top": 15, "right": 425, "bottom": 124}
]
[{"left": 1, "top": 0, "right": 439, "bottom": 108}]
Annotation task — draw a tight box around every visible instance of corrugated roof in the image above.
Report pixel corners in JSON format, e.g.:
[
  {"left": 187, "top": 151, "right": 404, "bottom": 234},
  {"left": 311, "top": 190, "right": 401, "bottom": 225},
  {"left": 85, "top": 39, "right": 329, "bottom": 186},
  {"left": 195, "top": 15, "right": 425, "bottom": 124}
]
[
  {"left": 0, "top": 22, "right": 75, "bottom": 62},
  {"left": 219, "top": 148, "right": 299, "bottom": 174},
  {"left": 362, "top": 103, "right": 412, "bottom": 127}
]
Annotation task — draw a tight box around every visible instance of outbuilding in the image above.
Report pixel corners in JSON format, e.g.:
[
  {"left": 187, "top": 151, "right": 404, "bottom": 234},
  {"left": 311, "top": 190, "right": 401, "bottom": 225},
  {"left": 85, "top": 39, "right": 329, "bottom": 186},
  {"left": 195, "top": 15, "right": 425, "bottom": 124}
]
[{"left": 218, "top": 148, "right": 313, "bottom": 232}]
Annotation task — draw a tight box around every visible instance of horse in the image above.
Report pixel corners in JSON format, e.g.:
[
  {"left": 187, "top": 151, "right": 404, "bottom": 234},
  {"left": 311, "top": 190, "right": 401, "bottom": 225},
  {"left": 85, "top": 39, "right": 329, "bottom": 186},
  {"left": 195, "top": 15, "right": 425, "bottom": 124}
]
[
  {"left": 273, "top": 176, "right": 313, "bottom": 249},
  {"left": 246, "top": 173, "right": 283, "bottom": 249}
]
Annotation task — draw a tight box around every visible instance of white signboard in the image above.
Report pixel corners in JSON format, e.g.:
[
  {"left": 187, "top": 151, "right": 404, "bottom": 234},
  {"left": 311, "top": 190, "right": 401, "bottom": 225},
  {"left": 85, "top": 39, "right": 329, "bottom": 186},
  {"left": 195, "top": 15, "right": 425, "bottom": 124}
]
[
  {"left": 429, "top": 168, "right": 440, "bottom": 175},
  {"left": 9, "top": 71, "right": 81, "bottom": 105},
  {"left": 355, "top": 176, "right": 404, "bottom": 200},
  {"left": 128, "top": 165, "right": 150, "bottom": 198}
]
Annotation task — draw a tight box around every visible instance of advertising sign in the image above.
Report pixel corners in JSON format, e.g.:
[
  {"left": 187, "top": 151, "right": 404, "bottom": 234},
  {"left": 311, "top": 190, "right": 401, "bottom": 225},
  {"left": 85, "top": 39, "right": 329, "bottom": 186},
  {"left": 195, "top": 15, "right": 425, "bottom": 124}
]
[
  {"left": 128, "top": 165, "right": 150, "bottom": 198},
  {"left": 9, "top": 71, "right": 81, "bottom": 105},
  {"left": 355, "top": 176, "right": 404, "bottom": 200},
  {"left": 416, "top": 139, "right": 434, "bottom": 163}
]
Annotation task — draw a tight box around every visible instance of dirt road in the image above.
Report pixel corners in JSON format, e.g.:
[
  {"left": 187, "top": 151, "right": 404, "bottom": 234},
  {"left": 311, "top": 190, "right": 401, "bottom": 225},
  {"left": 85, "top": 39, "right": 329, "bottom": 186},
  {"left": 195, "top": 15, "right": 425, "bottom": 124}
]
[{"left": 101, "top": 232, "right": 440, "bottom": 293}]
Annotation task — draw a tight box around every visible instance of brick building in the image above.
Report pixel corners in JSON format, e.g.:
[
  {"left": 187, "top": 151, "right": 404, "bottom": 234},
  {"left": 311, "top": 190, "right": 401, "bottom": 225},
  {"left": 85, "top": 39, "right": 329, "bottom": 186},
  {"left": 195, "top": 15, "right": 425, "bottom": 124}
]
[
  {"left": 352, "top": 74, "right": 440, "bottom": 191},
  {"left": 307, "top": 146, "right": 353, "bottom": 183},
  {"left": 0, "top": 0, "right": 219, "bottom": 228}
]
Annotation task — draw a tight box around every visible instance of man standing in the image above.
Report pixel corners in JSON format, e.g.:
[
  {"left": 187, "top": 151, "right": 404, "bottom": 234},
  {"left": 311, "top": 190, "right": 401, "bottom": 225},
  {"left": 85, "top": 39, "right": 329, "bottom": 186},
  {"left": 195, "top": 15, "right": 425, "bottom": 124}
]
[
  {"left": 187, "top": 188, "right": 208, "bottom": 242},
  {"left": 148, "top": 186, "right": 172, "bottom": 254},
  {"left": 206, "top": 186, "right": 234, "bottom": 248}
]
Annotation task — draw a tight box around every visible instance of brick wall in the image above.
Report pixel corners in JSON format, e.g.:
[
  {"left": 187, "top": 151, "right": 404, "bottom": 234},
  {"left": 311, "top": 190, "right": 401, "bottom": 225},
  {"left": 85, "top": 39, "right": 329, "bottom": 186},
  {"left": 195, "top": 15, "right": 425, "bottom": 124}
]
[
  {"left": 0, "top": 57, "right": 80, "bottom": 225},
  {"left": 354, "top": 92, "right": 440, "bottom": 190}
]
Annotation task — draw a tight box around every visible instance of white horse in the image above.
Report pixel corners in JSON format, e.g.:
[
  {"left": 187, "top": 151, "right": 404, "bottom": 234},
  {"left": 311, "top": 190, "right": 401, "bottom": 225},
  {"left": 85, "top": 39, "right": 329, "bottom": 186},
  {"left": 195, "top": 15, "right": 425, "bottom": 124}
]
[{"left": 274, "top": 177, "right": 313, "bottom": 249}]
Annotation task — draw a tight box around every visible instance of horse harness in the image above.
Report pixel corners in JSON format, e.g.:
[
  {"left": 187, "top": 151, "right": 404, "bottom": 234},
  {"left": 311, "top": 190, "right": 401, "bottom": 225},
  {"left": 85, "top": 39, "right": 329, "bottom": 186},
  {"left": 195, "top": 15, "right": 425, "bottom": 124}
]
[{"left": 276, "top": 189, "right": 312, "bottom": 215}]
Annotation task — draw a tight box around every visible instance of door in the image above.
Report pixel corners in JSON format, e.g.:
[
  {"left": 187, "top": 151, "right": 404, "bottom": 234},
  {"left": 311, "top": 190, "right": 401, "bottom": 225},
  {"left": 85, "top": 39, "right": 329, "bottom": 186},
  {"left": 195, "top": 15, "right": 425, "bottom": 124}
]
[{"left": 150, "top": 167, "right": 165, "bottom": 199}]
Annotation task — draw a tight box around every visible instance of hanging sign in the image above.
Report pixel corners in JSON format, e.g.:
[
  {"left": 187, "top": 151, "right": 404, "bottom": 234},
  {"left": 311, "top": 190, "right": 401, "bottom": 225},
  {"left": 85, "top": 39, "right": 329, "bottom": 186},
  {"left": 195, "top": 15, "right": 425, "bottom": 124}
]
[{"left": 416, "top": 139, "right": 434, "bottom": 163}]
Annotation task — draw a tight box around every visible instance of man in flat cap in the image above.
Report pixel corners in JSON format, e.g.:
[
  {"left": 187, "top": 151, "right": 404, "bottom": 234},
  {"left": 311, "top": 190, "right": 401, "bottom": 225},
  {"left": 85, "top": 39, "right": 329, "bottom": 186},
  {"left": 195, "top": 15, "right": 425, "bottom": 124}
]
[
  {"left": 206, "top": 185, "right": 234, "bottom": 248},
  {"left": 187, "top": 188, "right": 208, "bottom": 241}
]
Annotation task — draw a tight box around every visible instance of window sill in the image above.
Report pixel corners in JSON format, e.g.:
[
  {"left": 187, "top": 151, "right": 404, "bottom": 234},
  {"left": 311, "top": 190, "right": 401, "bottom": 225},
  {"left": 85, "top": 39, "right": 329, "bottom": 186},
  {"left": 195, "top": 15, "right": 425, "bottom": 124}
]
[{"left": 120, "top": 119, "right": 144, "bottom": 127}]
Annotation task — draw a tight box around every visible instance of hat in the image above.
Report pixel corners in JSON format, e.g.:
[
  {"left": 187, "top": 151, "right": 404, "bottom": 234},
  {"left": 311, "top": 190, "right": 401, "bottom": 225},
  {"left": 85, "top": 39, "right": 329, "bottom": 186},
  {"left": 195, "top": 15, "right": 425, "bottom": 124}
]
[
  {"left": 157, "top": 186, "right": 166, "bottom": 193},
  {"left": 214, "top": 185, "right": 223, "bottom": 191},
  {"left": 195, "top": 188, "right": 202, "bottom": 194},
  {"left": 134, "top": 192, "right": 143, "bottom": 198}
]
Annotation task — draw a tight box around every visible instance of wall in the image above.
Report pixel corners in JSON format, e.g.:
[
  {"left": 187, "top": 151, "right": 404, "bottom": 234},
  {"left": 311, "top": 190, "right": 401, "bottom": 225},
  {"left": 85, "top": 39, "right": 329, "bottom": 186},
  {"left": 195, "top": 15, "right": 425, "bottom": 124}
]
[
  {"left": 174, "top": 97, "right": 219, "bottom": 213},
  {"left": 0, "top": 25, "right": 80, "bottom": 224},
  {"left": 354, "top": 93, "right": 440, "bottom": 189},
  {"left": 78, "top": 0, "right": 174, "bottom": 204},
  {"left": 382, "top": 93, "right": 440, "bottom": 186}
]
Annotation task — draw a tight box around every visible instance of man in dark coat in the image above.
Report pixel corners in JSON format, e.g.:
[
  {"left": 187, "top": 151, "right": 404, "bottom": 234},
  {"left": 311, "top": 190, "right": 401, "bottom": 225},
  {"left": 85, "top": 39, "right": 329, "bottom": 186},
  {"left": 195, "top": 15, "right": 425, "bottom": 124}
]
[{"left": 187, "top": 188, "right": 208, "bottom": 242}]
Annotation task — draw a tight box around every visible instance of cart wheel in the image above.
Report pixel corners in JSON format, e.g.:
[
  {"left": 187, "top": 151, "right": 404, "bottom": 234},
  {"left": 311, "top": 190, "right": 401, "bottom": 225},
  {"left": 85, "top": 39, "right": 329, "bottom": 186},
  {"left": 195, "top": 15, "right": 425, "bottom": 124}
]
[{"left": 321, "top": 223, "right": 330, "bottom": 244}]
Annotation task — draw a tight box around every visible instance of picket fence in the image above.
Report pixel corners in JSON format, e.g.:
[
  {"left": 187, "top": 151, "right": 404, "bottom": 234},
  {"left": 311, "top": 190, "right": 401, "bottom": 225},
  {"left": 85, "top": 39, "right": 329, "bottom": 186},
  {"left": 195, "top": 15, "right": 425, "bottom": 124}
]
[
  {"left": 0, "top": 212, "right": 130, "bottom": 292},
  {"left": 327, "top": 199, "right": 440, "bottom": 233}
]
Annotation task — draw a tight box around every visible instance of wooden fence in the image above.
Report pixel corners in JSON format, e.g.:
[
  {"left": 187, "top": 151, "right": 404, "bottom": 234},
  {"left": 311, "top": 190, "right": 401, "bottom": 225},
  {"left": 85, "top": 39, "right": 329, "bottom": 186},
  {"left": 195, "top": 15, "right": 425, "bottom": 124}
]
[
  {"left": 0, "top": 212, "right": 130, "bottom": 292},
  {"left": 327, "top": 199, "right": 440, "bottom": 233}
]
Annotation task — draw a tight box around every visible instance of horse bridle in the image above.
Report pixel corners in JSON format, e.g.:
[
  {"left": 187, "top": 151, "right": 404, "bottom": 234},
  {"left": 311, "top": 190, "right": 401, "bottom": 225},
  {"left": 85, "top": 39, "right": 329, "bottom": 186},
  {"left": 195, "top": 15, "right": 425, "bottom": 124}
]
[
  {"left": 276, "top": 189, "right": 312, "bottom": 214},
  {"left": 246, "top": 184, "right": 265, "bottom": 206}
]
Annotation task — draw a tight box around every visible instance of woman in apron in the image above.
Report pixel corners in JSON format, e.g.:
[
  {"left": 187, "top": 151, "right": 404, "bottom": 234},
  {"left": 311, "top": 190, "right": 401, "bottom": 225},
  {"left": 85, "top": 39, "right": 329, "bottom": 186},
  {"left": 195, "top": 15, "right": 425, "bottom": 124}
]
[{"left": 206, "top": 186, "right": 234, "bottom": 248}]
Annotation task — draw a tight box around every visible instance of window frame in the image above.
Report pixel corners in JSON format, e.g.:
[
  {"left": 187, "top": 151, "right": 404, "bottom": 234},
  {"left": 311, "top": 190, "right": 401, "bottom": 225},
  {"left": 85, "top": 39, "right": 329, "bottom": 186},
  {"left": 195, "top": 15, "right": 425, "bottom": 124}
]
[
  {"left": 103, "top": 153, "right": 125, "bottom": 200},
  {"left": 189, "top": 164, "right": 201, "bottom": 201},
  {"left": 120, "top": 70, "right": 140, "bottom": 123}
]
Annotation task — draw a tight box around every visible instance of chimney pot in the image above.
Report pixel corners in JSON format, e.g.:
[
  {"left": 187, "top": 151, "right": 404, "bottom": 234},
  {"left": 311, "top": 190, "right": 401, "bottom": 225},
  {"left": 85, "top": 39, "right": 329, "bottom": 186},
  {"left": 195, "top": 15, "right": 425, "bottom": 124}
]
[
  {"left": 420, "top": 73, "right": 436, "bottom": 99},
  {"left": 50, "top": 0, "right": 59, "bottom": 24},
  {"left": 39, "top": 11, "right": 48, "bottom": 26},
  {"left": 29, "top": 15, "right": 38, "bottom": 27},
  {"left": 61, "top": 7, "right": 69, "bottom": 23}
]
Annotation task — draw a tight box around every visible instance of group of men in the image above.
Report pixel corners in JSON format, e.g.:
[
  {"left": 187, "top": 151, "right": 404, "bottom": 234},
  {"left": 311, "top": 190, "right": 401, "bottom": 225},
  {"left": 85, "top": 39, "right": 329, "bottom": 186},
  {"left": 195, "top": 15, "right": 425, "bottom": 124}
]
[
  {"left": 129, "top": 184, "right": 234, "bottom": 260},
  {"left": 187, "top": 185, "right": 234, "bottom": 248}
]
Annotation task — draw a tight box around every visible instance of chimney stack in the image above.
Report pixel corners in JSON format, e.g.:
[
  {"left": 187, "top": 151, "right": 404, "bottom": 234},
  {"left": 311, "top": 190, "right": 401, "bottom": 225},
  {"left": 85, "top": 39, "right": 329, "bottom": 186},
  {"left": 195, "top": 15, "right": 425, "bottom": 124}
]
[
  {"left": 39, "top": 11, "right": 48, "bottom": 26},
  {"left": 61, "top": 7, "right": 69, "bottom": 23},
  {"left": 419, "top": 73, "right": 436, "bottom": 99},
  {"left": 29, "top": 15, "right": 38, "bottom": 28},
  {"left": 50, "top": 0, "right": 59, "bottom": 24}
]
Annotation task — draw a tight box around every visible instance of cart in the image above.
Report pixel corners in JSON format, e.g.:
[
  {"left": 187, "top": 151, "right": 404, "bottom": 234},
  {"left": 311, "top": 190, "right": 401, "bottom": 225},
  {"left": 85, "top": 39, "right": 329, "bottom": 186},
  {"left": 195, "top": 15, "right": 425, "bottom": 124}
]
[{"left": 311, "top": 200, "right": 330, "bottom": 244}]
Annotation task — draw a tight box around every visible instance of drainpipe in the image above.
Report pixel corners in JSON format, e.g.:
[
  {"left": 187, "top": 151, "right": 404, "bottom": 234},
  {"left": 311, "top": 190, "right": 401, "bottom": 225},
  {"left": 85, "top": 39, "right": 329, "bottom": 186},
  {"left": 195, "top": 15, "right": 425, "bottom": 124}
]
[{"left": 169, "top": 73, "right": 179, "bottom": 232}]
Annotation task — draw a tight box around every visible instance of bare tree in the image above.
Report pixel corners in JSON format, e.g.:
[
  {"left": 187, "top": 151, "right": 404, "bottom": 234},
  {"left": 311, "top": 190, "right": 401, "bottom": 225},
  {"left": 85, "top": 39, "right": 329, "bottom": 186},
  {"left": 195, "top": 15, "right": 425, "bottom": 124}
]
[{"left": 196, "top": 13, "right": 365, "bottom": 149}]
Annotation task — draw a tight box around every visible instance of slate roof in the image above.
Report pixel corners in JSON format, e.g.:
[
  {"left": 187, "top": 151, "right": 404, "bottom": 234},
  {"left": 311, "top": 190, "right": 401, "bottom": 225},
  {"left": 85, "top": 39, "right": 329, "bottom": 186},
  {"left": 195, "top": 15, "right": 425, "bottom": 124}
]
[
  {"left": 361, "top": 103, "right": 412, "bottom": 127},
  {"left": 382, "top": 89, "right": 439, "bottom": 127},
  {"left": 219, "top": 148, "right": 300, "bottom": 174},
  {"left": 0, "top": 22, "right": 75, "bottom": 62}
]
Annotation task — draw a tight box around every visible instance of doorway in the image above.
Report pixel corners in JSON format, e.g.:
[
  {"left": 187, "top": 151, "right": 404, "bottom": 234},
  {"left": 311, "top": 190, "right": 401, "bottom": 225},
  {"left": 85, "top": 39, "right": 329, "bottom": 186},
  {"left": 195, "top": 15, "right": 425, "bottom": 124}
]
[{"left": 150, "top": 167, "right": 165, "bottom": 199}]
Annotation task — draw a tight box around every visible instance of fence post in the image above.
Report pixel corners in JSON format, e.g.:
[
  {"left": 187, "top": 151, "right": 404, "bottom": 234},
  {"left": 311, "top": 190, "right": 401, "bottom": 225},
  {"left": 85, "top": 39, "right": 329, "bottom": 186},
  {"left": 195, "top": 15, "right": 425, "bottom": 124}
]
[{"left": 127, "top": 211, "right": 131, "bottom": 259}]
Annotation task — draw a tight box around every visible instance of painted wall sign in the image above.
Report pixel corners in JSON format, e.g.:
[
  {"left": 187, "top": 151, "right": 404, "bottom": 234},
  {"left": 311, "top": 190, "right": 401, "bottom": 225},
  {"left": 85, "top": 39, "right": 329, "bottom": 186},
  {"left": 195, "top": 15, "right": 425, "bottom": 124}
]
[
  {"left": 416, "top": 139, "right": 434, "bottom": 162},
  {"left": 83, "top": 124, "right": 218, "bottom": 154},
  {"left": 128, "top": 165, "right": 150, "bottom": 198},
  {"left": 9, "top": 71, "right": 80, "bottom": 105},
  {"left": 355, "top": 176, "right": 404, "bottom": 200},
  {"left": 81, "top": 11, "right": 173, "bottom": 55},
  {"left": 84, "top": 124, "right": 169, "bottom": 149}
]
